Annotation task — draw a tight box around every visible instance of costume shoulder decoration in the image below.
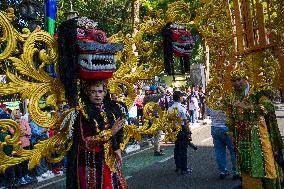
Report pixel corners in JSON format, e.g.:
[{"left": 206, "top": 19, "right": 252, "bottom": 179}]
[{"left": 195, "top": 0, "right": 283, "bottom": 110}]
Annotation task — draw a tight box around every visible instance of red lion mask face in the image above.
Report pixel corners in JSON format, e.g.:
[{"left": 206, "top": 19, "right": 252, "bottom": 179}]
[
  {"left": 171, "top": 28, "right": 195, "bottom": 56},
  {"left": 76, "top": 17, "right": 123, "bottom": 80}
]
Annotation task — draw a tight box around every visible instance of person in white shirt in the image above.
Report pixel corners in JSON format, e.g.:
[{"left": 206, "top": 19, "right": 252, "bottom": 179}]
[
  {"left": 168, "top": 91, "right": 191, "bottom": 175},
  {"left": 188, "top": 93, "right": 199, "bottom": 124}
]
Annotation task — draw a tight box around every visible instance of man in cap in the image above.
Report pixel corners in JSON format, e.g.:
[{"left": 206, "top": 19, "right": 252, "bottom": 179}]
[{"left": 168, "top": 91, "right": 191, "bottom": 174}]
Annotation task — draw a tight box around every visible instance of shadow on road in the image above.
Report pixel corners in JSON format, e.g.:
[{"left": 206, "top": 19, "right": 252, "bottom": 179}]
[{"left": 127, "top": 145, "right": 241, "bottom": 189}]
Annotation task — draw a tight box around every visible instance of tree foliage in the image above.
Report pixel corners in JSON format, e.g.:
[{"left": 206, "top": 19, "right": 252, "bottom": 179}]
[
  {"left": 57, "top": 0, "right": 133, "bottom": 35},
  {"left": 0, "top": 0, "right": 204, "bottom": 72},
  {"left": 55, "top": 0, "right": 201, "bottom": 35},
  {"left": 0, "top": 0, "right": 45, "bottom": 30}
]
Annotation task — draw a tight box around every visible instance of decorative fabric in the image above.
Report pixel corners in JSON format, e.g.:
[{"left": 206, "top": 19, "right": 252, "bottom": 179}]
[
  {"left": 258, "top": 116, "right": 277, "bottom": 179},
  {"left": 77, "top": 116, "right": 126, "bottom": 189},
  {"left": 228, "top": 90, "right": 283, "bottom": 189},
  {"left": 66, "top": 94, "right": 127, "bottom": 189}
]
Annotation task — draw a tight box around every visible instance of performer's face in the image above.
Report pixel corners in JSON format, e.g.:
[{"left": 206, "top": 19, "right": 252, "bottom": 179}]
[
  {"left": 233, "top": 78, "right": 247, "bottom": 92},
  {"left": 110, "top": 93, "right": 118, "bottom": 101},
  {"left": 88, "top": 84, "right": 105, "bottom": 106}
]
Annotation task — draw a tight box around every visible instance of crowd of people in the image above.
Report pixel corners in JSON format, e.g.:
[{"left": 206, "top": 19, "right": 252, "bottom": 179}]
[
  {"left": 134, "top": 84, "right": 206, "bottom": 124},
  {"left": 132, "top": 83, "right": 206, "bottom": 156},
  {"left": 0, "top": 104, "right": 67, "bottom": 188}
]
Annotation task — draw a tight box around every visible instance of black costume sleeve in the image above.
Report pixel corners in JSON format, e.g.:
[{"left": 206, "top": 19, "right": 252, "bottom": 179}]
[
  {"left": 113, "top": 127, "right": 124, "bottom": 151},
  {"left": 66, "top": 116, "right": 80, "bottom": 189}
]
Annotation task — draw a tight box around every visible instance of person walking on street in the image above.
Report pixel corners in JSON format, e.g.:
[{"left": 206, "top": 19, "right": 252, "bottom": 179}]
[
  {"left": 206, "top": 106, "right": 237, "bottom": 179},
  {"left": 188, "top": 92, "right": 199, "bottom": 124},
  {"left": 168, "top": 91, "right": 191, "bottom": 175}
]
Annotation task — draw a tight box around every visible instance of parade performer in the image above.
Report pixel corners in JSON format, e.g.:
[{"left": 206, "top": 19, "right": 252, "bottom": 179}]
[
  {"left": 0, "top": 3, "right": 188, "bottom": 188},
  {"left": 227, "top": 71, "right": 283, "bottom": 189},
  {"left": 58, "top": 17, "right": 127, "bottom": 189}
]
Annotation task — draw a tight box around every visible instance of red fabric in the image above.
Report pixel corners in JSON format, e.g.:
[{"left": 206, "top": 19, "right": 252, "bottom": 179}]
[
  {"left": 102, "top": 162, "right": 113, "bottom": 189},
  {"left": 49, "top": 129, "right": 55, "bottom": 137},
  {"left": 79, "top": 68, "right": 114, "bottom": 80},
  {"left": 77, "top": 114, "right": 128, "bottom": 189},
  {"left": 0, "top": 104, "right": 6, "bottom": 108}
]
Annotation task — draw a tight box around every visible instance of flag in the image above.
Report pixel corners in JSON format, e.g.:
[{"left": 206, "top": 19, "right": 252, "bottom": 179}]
[{"left": 45, "top": 0, "right": 56, "bottom": 36}]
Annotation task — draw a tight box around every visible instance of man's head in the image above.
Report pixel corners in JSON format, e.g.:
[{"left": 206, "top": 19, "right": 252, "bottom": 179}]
[
  {"left": 194, "top": 85, "right": 199, "bottom": 91},
  {"left": 110, "top": 93, "right": 119, "bottom": 102},
  {"left": 173, "top": 91, "right": 184, "bottom": 102},
  {"left": 12, "top": 109, "right": 21, "bottom": 120},
  {"left": 83, "top": 80, "right": 107, "bottom": 106}
]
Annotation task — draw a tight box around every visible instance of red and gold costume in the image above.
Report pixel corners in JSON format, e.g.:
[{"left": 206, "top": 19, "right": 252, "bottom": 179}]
[{"left": 58, "top": 17, "right": 127, "bottom": 189}]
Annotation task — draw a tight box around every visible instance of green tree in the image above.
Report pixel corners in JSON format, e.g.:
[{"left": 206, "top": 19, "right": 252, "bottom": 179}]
[{"left": 57, "top": 0, "right": 133, "bottom": 35}]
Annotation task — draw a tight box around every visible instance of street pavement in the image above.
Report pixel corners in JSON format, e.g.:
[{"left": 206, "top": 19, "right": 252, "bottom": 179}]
[
  {"left": 19, "top": 103, "right": 284, "bottom": 189},
  {"left": 125, "top": 123, "right": 241, "bottom": 189}
]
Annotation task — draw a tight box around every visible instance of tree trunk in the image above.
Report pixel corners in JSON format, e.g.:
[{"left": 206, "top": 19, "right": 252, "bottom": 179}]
[
  {"left": 132, "top": 0, "right": 139, "bottom": 35},
  {"left": 132, "top": 0, "right": 139, "bottom": 57},
  {"left": 204, "top": 41, "right": 210, "bottom": 86}
]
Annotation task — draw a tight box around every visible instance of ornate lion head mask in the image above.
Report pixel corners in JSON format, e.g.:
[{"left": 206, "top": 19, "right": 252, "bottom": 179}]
[{"left": 57, "top": 17, "right": 123, "bottom": 107}]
